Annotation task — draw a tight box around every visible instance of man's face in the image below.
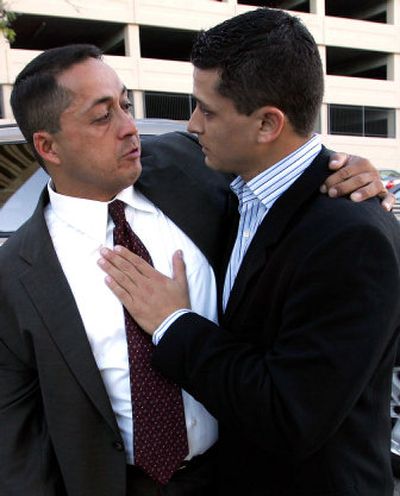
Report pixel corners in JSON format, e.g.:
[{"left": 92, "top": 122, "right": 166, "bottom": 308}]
[
  {"left": 188, "top": 68, "right": 261, "bottom": 181},
  {"left": 44, "top": 58, "right": 141, "bottom": 201}
]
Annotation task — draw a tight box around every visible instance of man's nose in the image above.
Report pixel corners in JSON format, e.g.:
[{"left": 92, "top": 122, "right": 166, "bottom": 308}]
[
  {"left": 187, "top": 107, "right": 202, "bottom": 134},
  {"left": 119, "top": 110, "right": 138, "bottom": 138}
]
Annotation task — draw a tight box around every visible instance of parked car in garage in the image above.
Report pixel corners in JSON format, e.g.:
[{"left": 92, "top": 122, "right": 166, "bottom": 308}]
[
  {"left": 379, "top": 169, "right": 400, "bottom": 190},
  {"left": 388, "top": 184, "right": 400, "bottom": 221}
]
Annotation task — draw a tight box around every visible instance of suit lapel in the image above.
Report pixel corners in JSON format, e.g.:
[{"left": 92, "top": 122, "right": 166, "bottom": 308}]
[
  {"left": 223, "top": 147, "right": 331, "bottom": 322},
  {"left": 18, "top": 191, "right": 119, "bottom": 435},
  {"left": 217, "top": 192, "right": 240, "bottom": 319},
  {"left": 138, "top": 135, "right": 232, "bottom": 272}
]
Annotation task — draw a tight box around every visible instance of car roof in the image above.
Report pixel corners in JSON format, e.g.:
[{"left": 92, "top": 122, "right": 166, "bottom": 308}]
[{"left": 0, "top": 118, "right": 187, "bottom": 142}]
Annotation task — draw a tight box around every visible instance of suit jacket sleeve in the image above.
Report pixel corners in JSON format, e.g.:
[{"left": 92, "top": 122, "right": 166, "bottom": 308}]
[
  {"left": 152, "top": 219, "right": 400, "bottom": 458},
  {"left": 0, "top": 278, "right": 64, "bottom": 495}
]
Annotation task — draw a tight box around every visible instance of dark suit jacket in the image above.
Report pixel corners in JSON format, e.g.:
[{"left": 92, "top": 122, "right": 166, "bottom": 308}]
[
  {"left": 0, "top": 132, "right": 230, "bottom": 496},
  {"left": 153, "top": 147, "right": 400, "bottom": 496}
]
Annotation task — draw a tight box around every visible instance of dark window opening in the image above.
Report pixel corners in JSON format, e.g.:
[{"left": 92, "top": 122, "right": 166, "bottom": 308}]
[
  {"left": 325, "top": 0, "right": 387, "bottom": 23},
  {"left": 140, "top": 26, "right": 197, "bottom": 62},
  {"left": 329, "top": 104, "right": 395, "bottom": 138},
  {"left": 327, "top": 47, "right": 389, "bottom": 80},
  {"left": 237, "top": 0, "right": 310, "bottom": 12},
  {"left": 144, "top": 92, "right": 194, "bottom": 120},
  {"left": 9, "top": 14, "right": 126, "bottom": 55}
]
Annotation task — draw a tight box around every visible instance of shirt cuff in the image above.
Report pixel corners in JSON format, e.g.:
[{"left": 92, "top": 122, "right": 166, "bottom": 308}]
[{"left": 152, "top": 309, "right": 192, "bottom": 345}]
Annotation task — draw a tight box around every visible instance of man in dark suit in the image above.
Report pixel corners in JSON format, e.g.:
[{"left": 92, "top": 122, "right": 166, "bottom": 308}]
[
  {"left": 0, "top": 42, "right": 391, "bottom": 496},
  {"left": 100, "top": 8, "right": 400, "bottom": 496},
  {"left": 0, "top": 44, "right": 234, "bottom": 496}
]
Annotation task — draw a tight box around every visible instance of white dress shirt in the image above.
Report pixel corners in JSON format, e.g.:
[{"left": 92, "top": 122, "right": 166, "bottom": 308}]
[{"left": 45, "top": 184, "right": 218, "bottom": 465}]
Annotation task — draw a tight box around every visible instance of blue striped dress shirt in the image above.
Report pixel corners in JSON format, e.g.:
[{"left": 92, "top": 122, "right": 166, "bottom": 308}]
[{"left": 222, "top": 134, "right": 322, "bottom": 311}]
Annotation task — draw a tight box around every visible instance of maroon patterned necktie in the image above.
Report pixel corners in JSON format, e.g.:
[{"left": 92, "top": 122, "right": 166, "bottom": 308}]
[{"left": 108, "top": 199, "right": 188, "bottom": 484}]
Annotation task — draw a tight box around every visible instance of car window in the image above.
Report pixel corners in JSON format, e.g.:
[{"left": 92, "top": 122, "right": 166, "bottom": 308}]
[{"left": 0, "top": 167, "right": 48, "bottom": 232}]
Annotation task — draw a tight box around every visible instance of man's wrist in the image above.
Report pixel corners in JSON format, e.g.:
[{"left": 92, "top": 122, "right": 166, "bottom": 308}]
[{"left": 152, "top": 309, "right": 192, "bottom": 345}]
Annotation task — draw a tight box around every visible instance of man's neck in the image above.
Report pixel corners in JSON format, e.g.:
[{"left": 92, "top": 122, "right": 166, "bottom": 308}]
[{"left": 241, "top": 133, "right": 312, "bottom": 183}]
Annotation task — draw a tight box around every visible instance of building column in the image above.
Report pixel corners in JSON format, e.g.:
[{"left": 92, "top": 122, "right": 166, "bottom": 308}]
[
  {"left": 320, "top": 103, "right": 329, "bottom": 137},
  {"left": 1, "top": 84, "right": 13, "bottom": 120},
  {"left": 124, "top": 23, "right": 141, "bottom": 60},
  {"left": 124, "top": 23, "right": 141, "bottom": 104},
  {"left": 387, "top": 54, "right": 395, "bottom": 80},
  {"left": 133, "top": 90, "right": 144, "bottom": 118},
  {"left": 310, "top": 0, "right": 325, "bottom": 16},
  {"left": 386, "top": 0, "right": 397, "bottom": 24},
  {"left": 0, "top": 32, "right": 13, "bottom": 120},
  {"left": 318, "top": 45, "right": 326, "bottom": 75}
]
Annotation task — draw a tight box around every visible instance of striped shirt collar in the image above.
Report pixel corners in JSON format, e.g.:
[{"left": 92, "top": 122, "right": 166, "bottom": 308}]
[{"left": 230, "top": 134, "right": 322, "bottom": 213}]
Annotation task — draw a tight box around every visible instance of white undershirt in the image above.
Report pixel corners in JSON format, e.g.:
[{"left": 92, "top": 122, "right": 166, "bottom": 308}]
[{"left": 45, "top": 184, "right": 218, "bottom": 464}]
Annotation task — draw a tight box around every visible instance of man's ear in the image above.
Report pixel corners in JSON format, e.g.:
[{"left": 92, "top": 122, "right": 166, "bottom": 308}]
[
  {"left": 256, "top": 106, "right": 285, "bottom": 144},
  {"left": 33, "top": 131, "right": 61, "bottom": 166}
]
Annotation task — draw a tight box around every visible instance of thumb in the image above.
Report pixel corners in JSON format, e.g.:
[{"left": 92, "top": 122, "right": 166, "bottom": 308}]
[
  {"left": 172, "top": 250, "right": 188, "bottom": 287},
  {"left": 328, "top": 151, "right": 347, "bottom": 170}
]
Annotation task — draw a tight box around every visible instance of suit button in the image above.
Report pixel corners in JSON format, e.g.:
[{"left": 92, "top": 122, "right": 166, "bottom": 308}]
[{"left": 112, "top": 441, "right": 124, "bottom": 451}]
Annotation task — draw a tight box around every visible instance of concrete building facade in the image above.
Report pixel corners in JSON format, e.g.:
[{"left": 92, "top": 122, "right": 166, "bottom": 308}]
[{"left": 0, "top": 0, "right": 399, "bottom": 169}]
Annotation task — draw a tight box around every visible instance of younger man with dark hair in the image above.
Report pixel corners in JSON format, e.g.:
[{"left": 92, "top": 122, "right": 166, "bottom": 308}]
[{"left": 101, "top": 8, "right": 400, "bottom": 496}]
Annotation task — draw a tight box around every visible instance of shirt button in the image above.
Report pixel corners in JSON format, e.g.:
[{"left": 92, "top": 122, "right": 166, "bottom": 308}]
[
  {"left": 243, "top": 231, "right": 250, "bottom": 238},
  {"left": 112, "top": 441, "right": 124, "bottom": 451}
]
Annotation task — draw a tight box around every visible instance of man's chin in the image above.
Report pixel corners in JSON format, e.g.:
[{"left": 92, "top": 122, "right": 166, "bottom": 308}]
[
  {"left": 204, "top": 155, "right": 217, "bottom": 170},
  {"left": 120, "top": 160, "right": 142, "bottom": 187}
]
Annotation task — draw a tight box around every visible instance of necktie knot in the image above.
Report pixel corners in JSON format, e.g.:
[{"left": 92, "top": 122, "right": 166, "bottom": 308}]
[{"left": 108, "top": 199, "right": 126, "bottom": 226}]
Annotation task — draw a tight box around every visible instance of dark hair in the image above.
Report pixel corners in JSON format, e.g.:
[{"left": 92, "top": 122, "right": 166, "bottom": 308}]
[
  {"left": 10, "top": 44, "right": 103, "bottom": 168},
  {"left": 190, "top": 8, "right": 323, "bottom": 136}
]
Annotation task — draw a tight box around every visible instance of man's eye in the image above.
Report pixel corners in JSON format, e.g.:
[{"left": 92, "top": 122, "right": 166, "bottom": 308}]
[
  {"left": 201, "top": 108, "right": 212, "bottom": 117},
  {"left": 196, "top": 103, "right": 212, "bottom": 117},
  {"left": 122, "top": 101, "right": 133, "bottom": 113},
  {"left": 94, "top": 111, "right": 111, "bottom": 123}
]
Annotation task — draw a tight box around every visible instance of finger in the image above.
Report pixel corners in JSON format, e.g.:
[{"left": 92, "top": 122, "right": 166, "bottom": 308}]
[
  {"left": 378, "top": 191, "right": 395, "bottom": 212},
  {"left": 330, "top": 172, "right": 382, "bottom": 199},
  {"left": 325, "top": 172, "right": 384, "bottom": 199},
  {"left": 328, "top": 152, "right": 348, "bottom": 171},
  {"left": 323, "top": 154, "right": 378, "bottom": 191},
  {"left": 101, "top": 246, "right": 155, "bottom": 282},
  {"left": 114, "top": 245, "right": 161, "bottom": 279},
  {"left": 172, "top": 250, "right": 191, "bottom": 309},
  {"left": 321, "top": 165, "right": 353, "bottom": 194},
  {"left": 112, "top": 246, "right": 147, "bottom": 271},
  {"left": 104, "top": 274, "right": 138, "bottom": 311},
  {"left": 347, "top": 176, "right": 386, "bottom": 202},
  {"left": 348, "top": 185, "right": 378, "bottom": 202},
  {"left": 98, "top": 256, "right": 140, "bottom": 291},
  {"left": 99, "top": 247, "right": 142, "bottom": 284},
  {"left": 172, "top": 250, "right": 188, "bottom": 286},
  {"left": 323, "top": 162, "right": 357, "bottom": 190}
]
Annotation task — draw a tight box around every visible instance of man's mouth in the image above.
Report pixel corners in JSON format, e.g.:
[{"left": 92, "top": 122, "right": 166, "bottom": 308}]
[{"left": 121, "top": 144, "right": 140, "bottom": 159}]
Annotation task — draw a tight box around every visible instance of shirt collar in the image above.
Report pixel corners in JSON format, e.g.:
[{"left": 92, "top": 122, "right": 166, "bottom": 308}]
[
  {"left": 230, "top": 134, "right": 322, "bottom": 212},
  {"left": 47, "top": 184, "right": 157, "bottom": 244}
]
